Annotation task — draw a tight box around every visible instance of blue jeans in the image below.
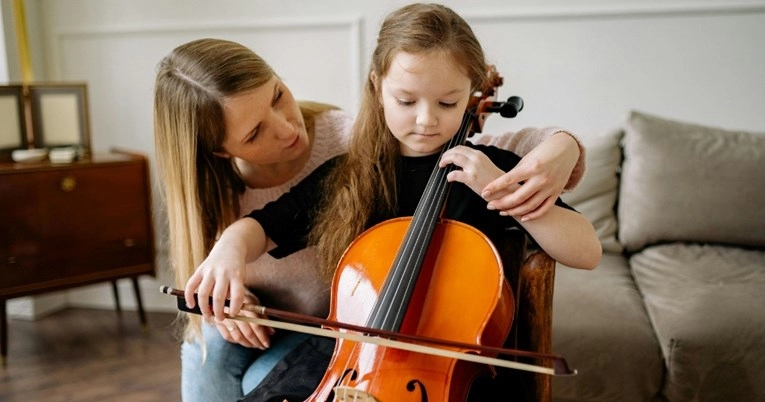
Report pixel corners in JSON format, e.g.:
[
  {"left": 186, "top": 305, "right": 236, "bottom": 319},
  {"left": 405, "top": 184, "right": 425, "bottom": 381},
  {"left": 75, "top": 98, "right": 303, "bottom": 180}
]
[{"left": 181, "top": 323, "right": 310, "bottom": 402}]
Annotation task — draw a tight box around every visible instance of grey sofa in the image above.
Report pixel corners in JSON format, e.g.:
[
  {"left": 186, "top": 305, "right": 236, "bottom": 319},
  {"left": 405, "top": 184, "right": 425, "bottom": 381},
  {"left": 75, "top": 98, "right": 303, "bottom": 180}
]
[{"left": 551, "top": 111, "right": 765, "bottom": 402}]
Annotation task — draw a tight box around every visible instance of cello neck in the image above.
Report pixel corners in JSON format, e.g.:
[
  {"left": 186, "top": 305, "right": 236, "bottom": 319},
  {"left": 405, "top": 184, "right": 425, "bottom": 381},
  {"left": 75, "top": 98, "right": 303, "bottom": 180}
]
[{"left": 366, "top": 109, "right": 477, "bottom": 332}]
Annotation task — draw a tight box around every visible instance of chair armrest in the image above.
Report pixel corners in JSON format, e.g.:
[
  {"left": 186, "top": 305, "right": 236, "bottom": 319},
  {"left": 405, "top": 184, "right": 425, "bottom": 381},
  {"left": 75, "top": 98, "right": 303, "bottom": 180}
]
[{"left": 496, "top": 230, "right": 556, "bottom": 402}]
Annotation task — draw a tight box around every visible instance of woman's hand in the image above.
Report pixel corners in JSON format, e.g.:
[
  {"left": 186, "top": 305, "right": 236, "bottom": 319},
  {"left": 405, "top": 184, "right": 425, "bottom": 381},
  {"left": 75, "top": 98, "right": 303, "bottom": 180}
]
[
  {"left": 439, "top": 145, "right": 504, "bottom": 195},
  {"left": 184, "top": 236, "right": 248, "bottom": 322},
  {"left": 184, "top": 218, "right": 268, "bottom": 322},
  {"left": 214, "top": 289, "right": 275, "bottom": 349},
  {"left": 481, "top": 132, "right": 579, "bottom": 220}
]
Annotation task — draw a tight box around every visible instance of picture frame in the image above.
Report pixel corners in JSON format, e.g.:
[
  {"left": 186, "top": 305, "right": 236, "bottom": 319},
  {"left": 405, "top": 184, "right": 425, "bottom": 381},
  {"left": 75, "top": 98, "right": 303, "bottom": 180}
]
[
  {"left": 0, "top": 85, "right": 28, "bottom": 159},
  {"left": 28, "top": 83, "right": 91, "bottom": 155}
]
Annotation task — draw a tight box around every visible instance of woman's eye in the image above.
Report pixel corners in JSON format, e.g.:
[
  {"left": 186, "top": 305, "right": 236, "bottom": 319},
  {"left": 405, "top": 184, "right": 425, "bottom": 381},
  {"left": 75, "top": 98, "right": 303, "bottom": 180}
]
[
  {"left": 440, "top": 102, "right": 458, "bottom": 108},
  {"left": 245, "top": 127, "right": 260, "bottom": 143},
  {"left": 273, "top": 89, "right": 283, "bottom": 105},
  {"left": 396, "top": 99, "right": 414, "bottom": 106}
]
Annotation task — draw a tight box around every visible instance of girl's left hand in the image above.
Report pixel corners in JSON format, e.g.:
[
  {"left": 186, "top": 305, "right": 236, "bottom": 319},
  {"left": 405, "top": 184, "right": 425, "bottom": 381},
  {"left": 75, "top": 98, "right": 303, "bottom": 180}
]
[{"left": 439, "top": 145, "right": 504, "bottom": 196}]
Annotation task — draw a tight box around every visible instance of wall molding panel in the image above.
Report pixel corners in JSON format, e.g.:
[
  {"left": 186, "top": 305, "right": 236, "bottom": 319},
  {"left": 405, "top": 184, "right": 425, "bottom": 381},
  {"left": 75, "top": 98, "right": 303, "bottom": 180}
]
[
  {"left": 462, "top": 1, "right": 765, "bottom": 22},
  {"left": 49, "top": 16, "right": 365, "bottom": 111}
]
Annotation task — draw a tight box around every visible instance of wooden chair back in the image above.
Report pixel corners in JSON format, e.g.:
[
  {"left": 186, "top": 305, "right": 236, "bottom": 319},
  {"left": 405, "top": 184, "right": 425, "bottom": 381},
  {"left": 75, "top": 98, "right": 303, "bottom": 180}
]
[{"left": 495, "top": 229, "right": 556, "bottom": 402}]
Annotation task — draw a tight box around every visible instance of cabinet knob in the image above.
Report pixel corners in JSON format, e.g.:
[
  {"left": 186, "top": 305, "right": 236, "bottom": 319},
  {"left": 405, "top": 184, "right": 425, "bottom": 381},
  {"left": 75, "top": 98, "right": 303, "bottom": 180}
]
[
  {"left": 124, "top": 238, "right": 136, "bottom": 247},
  {"left": 60, "top": 176, "right": 77, "bottom": 192}
]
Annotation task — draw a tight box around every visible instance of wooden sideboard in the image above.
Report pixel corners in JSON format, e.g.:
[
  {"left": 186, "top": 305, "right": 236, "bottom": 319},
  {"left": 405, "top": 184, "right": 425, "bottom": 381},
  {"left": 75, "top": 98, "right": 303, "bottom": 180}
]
[{"left": 0, "top": 151, "right": 156, "bottom": 365}]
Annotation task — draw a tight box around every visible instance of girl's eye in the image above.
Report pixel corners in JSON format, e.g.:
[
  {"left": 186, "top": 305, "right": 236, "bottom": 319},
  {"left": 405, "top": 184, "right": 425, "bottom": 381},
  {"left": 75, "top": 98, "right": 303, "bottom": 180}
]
[
  {"left": 440, "top": 102, "right": 458, "bottom": 108},
  {"left": 396, "top": 99, "right": 414, "bottom": 106}
]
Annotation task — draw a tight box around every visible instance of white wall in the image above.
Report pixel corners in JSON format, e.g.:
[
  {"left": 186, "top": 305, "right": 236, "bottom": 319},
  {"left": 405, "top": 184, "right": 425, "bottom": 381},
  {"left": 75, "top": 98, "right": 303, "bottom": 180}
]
[
  {"left": 6, "top": 0, "right": 765, "bottom": 313},
  {"left": 0, "top": 3, "right": 8, "bottom": 81}
]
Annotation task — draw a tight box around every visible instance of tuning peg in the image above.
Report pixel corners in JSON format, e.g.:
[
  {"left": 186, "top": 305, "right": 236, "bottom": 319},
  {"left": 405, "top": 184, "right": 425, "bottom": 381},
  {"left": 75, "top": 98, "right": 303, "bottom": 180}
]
[{"left": 485, "top": 96, "right": 524, "bottom": 118}]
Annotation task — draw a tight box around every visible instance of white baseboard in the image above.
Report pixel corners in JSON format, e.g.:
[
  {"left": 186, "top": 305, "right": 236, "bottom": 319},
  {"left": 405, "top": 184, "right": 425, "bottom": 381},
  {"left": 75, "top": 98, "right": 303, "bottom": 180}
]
[
  {"left": 65, "top": 276, "right": 177, "bottom": 313},
  {"left": 7, "top": 293, "right": 67, "bottom": 320}
]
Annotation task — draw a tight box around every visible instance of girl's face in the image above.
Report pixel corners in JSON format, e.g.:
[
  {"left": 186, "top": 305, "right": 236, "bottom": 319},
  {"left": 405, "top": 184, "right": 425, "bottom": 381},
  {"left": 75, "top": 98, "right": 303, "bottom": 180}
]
[
  {"left": 379, "top": 51, "right": 472, "bottom": 157},
  {"left": 217, "top": 76, "right": 308, "bottom": 166}
]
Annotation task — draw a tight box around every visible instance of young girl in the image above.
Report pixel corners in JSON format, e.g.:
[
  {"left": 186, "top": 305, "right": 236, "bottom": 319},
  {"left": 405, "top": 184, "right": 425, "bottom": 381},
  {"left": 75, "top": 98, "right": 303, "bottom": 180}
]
[{"left": 185, "top": 3, "right": 600, "bottom": 400}]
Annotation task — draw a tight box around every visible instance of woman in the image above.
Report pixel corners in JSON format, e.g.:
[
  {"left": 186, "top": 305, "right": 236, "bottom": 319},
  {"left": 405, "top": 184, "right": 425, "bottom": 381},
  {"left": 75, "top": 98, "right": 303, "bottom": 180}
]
[{"left": 153, "top": 38, "right": 585, "bottom": 401}]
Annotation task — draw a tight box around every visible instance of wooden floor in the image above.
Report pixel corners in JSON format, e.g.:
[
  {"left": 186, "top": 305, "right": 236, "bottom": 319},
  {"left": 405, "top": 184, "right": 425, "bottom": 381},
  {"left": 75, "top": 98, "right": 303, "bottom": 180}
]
[{"left": 0, "top": 308, "right": 182, "bottom": 402}]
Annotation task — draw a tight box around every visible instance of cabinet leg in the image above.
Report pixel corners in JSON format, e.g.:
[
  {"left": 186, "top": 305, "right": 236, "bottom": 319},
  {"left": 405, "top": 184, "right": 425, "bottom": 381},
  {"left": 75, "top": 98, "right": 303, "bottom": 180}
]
[
  {"left": 111, "top": 281, "right": 122, "bottom": 316},
  {"left": 131, "top": 277, "right": 148, "bottom": 330},
  {"left": 1, "top": 298, "right": 7, "bottom": 367}
]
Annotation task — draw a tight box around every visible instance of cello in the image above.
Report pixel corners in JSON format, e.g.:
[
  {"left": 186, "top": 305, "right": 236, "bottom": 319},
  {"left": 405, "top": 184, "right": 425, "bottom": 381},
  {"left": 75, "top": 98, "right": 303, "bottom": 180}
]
[{"left": 306, "top": 68, "right": 526, "bottom": 401}]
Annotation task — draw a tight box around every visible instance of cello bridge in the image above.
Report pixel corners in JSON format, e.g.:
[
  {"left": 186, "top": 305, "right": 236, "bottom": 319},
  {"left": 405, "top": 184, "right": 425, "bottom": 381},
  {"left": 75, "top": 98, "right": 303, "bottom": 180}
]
[{"left": 333, "top": 386, "right": 380, "bottom": 402}]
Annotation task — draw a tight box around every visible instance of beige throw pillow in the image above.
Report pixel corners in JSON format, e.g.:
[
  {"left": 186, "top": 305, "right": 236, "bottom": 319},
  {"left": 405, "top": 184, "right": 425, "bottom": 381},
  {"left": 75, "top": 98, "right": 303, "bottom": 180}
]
[{"left": 618, "top": 111, "right": 765, "bottom": 252}]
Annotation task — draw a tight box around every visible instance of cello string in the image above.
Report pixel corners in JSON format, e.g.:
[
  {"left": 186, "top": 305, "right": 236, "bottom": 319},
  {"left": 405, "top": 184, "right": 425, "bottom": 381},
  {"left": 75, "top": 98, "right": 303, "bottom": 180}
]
[
  {"left": 364, "top": 111, "right": 474, "bottom": 392},
  {"left": 329, "top": 98, "right": 485, "bottom": 391},
  {"left": 378, "top": 110, "right": 472, "bottom": 330}
]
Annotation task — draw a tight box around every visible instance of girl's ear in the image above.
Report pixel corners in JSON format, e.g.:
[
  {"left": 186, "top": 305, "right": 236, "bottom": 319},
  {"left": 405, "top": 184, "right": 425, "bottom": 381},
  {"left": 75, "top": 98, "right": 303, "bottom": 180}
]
[{"left": 212, "top": 150, "right": 230, "bottom": 158}]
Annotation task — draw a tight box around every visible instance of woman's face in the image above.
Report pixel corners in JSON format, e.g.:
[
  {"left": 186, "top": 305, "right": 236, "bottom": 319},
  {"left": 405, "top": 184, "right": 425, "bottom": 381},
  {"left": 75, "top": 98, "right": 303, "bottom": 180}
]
[
  {"left": 379, "top": 51, "right": 472, "bottom": 157},
  {"left": 217, "top": 76, "right": 308, "bottom": 167}
]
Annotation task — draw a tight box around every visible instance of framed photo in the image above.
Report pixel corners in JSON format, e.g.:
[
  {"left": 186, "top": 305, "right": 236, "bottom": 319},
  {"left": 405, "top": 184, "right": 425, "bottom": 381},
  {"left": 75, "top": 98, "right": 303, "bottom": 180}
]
[
  {"left": 29, "top": 83, "right": 91, "bottom": 154},
  {"left": 0, "top": 85, "right": 28, "bottom": 157}
]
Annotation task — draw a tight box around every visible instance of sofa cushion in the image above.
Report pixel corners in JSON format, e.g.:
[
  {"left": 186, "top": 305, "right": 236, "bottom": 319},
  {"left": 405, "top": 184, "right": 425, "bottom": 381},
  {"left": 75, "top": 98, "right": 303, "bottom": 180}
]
[
  {"left": 561, "top": 129, "right": 623, "bottom": 254},
  {"left": 552, "top": 253, "right": 663, "bottom": 402},
  {"left": 618, "top": 111, "right": 765, "bottom": 252},
  {"left": 630, "top": 243, "right": 765, "bottom": 402}
]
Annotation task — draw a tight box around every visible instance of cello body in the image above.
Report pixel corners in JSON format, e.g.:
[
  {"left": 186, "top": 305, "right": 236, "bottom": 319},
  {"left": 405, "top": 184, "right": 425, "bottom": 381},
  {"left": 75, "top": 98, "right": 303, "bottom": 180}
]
[{"left": 306, "top": 217, "right": 514, "bottom": 401}]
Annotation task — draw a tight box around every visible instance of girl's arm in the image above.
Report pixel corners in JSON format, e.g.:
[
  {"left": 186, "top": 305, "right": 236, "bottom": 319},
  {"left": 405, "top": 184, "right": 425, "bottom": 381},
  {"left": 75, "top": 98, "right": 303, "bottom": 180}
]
[
  {"left": 440, "top": 145, "right": 601, "bottom": 269},
  {"left": 472, "top": 128, "right": 584, "bottom": 220},
  {"left": 184, "top": 217, "right": 269, "bottom": 321},
  {"left": 518, "top": 206, "right": 601, "bottom": 269}
]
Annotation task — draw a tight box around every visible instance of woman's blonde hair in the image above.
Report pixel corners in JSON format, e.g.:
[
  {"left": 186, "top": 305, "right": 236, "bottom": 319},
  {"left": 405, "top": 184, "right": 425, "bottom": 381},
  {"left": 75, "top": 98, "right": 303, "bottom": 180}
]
[
  {"left": 310, "top": 3, "right": 492, "bottom": 279},
  {"left": 154, "top": 38, "right": 334, "bottom": 342}
]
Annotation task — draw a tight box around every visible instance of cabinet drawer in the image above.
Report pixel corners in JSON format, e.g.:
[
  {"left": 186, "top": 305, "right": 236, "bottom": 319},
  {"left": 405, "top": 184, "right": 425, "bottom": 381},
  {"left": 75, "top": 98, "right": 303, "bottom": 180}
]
[{"left": 0, "top": 155, "right": 155, "bottom": 295}]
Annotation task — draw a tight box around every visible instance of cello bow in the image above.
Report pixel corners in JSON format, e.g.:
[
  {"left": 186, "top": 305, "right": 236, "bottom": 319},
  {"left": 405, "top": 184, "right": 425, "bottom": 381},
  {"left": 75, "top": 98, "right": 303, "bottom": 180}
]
[{"left": 161, "top": 286, "right": 576, "bottom": 377}]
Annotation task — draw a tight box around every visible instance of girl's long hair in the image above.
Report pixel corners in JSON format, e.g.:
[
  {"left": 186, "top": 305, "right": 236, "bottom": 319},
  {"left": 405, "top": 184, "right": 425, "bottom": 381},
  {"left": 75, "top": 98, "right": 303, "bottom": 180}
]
[
  {"left": 154, "top": 38, "right": 334, "bottom": 343},
  {"left": 309, "top": 3, "right": 493, "bottom": 279}
]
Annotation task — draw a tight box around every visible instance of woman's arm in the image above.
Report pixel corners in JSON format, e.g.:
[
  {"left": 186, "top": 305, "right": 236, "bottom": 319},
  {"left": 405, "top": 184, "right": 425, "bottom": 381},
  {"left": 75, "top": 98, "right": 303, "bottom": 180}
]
[{"left": 472, "top": 128, "right": 585, "bottom": 220}]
